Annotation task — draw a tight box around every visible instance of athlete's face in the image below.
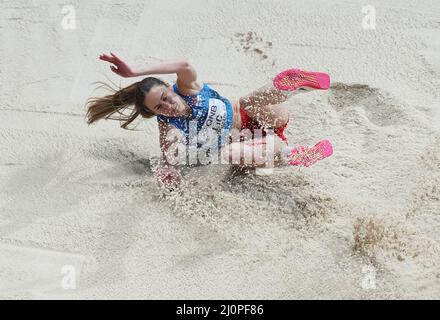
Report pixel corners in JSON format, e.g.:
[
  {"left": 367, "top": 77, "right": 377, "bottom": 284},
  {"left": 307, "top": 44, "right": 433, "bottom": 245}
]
[{"left": 144, "top": 85, "right": 187, "bottom": 118}]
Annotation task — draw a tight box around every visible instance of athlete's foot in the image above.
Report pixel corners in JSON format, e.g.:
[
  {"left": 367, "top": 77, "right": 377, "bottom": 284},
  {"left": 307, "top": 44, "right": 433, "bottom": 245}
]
[
  {"left": 273, "top": 69, "right": 330, "bottom": 92},
  {"left": 285, "top": 139, "right": 333, "bottom": 167}
]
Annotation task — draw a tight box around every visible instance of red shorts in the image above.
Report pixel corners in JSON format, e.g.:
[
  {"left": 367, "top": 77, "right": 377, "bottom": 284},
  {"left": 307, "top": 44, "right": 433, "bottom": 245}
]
[{"left": 239, "top": 105, "right": 288, "bottom": 143}]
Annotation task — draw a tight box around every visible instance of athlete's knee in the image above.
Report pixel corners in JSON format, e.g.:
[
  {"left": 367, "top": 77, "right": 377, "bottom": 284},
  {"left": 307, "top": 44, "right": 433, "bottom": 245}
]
[
  {"left": 239, "top": 96, "right": 253, "bottom": 110},
  {"left": 272, "top": 104, "right": 289, "bottom": 128}
]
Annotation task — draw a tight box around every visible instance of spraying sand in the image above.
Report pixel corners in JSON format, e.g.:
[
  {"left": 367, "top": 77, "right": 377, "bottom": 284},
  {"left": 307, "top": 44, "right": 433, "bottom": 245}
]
[{"left": 1, "top": 0, "right": 439, "bottom": 299}]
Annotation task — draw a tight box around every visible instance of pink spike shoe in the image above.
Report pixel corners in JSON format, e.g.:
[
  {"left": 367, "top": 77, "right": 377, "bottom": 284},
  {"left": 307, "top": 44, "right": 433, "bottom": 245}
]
[
  {"left": 273, "top": 69, "right": 330, "bottom": 92},
  {"left": 286, "top": 139, "right": 333, "bottom": 167}
]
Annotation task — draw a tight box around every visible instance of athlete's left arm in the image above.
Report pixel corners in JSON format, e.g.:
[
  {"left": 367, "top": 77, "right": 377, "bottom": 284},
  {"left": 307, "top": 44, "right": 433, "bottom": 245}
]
[
  {"left": 133, "top": 58, "right": 191, "bottom": 78},
  {"left": 175, "top": 60, "right": 201, "bottom": 90},
  {"left": 137, "top": 57, "right": 201, "bottom": 91},
  {"left": 99, "top": 53, "right": 200, "bottom": 89}
]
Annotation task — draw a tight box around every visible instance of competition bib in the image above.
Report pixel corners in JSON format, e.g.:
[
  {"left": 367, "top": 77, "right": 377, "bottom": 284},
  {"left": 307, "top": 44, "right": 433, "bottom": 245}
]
[
  {"left": 201, "top": 98, "right": 227, "bottom": 133},
  {"left": 195, "top": 98, "right": 228, "bottom": 148}
]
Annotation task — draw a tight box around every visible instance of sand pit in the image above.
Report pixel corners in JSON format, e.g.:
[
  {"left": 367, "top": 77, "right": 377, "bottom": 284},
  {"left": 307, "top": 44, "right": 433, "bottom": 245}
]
[{"left": 1, "top": 0, "right": 439, "bottom": 299}]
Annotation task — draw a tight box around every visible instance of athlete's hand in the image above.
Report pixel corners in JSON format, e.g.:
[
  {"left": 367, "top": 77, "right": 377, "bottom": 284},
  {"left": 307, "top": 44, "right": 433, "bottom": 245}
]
[
  {"left": 155, "top": 166, "right": 182, "bottom": 191},
  {"left": 99, "top": 52, "right": 136, "bottom": 78}
]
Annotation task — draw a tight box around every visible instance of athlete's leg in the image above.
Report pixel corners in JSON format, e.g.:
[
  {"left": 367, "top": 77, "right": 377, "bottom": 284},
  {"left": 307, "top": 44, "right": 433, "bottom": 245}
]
[
  {"left": 220, "top": 135, "right": 333, "bottom": 168},
  {"left": 221, "top": 133, "right": 286, "bottom": 168},
  {"left": 239, "top": 83, "right": 290, "bottom": 129},
  {"left": 239, "top": 83, "right": 289, "bottom": 128},
  {"left": 240, "top": 83, "right": 291, "bottom": 109},
  {"left": 239, "top": 69, "right": 330, "bottom": 128}
]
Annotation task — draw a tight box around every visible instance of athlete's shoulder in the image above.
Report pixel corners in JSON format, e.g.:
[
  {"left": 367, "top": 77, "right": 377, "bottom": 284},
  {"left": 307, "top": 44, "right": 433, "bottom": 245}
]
[{"left": 175, "top": 80, "right": 204, "bottom": 96}]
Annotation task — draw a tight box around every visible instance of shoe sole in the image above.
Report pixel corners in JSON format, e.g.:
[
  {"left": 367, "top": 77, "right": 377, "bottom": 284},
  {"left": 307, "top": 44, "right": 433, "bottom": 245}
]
[
  {"left": 288, "top": 139, "right": 333, "bottom": 167},
  {"left": 273, "top": 69, "right": 330, "bottom": 91}
]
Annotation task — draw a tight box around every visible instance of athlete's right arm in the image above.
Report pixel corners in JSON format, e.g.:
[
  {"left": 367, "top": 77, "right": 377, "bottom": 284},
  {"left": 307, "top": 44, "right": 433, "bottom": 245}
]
[
  {"left": 155, "top": 120, "right": 185, "bottom": 189},
  {"left": 158, "top": 120, "right": 186, "bottom": 166}
]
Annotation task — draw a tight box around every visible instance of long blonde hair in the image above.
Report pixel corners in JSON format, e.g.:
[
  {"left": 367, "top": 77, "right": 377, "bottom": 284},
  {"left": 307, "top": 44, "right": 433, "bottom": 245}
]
[{"left": 85, "top": 77, "right": 167, "bottom": 129}]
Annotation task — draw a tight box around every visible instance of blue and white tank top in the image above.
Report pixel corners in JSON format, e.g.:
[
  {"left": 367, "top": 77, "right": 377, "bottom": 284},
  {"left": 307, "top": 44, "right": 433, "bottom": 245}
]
[{"left": 156, "top": 83, "right": 234, "bottom": 149}]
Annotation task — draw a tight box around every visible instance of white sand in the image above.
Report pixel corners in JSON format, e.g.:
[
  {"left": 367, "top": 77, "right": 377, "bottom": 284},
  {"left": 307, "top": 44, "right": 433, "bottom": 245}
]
[{"left": 1, "top": 0, "right": 439, "bottom": 299}]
